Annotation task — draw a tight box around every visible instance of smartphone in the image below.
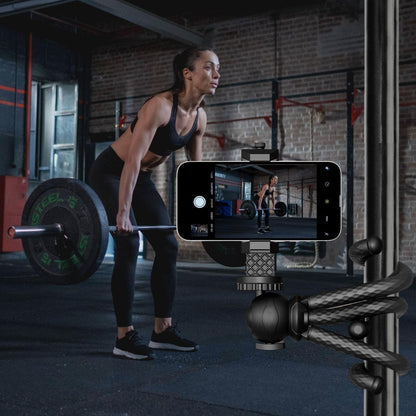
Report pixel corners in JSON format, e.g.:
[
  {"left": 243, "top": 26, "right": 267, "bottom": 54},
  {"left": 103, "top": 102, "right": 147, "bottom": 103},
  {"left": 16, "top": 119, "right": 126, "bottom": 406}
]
[{"left": 176, "top": 161, "right": 342, "bottom": 241}]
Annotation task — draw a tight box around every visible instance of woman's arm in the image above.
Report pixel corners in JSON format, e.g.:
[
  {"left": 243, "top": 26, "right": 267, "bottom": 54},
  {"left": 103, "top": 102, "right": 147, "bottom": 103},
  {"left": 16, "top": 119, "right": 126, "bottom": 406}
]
[
  {"left": 257, "top": 184, "right": 268, "bottom": 210},
  {"left": 117, "top": 96, "right": 170, "bottom": 232},
  {"left": 185, "top": 108, "right": 207, "bottom": 161}
]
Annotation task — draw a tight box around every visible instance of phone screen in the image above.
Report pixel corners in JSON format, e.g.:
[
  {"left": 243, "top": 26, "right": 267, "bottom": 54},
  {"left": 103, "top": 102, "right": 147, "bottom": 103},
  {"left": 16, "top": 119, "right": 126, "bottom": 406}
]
[{"left": 176, "top": 161, "right": 342, "bottom": 241}]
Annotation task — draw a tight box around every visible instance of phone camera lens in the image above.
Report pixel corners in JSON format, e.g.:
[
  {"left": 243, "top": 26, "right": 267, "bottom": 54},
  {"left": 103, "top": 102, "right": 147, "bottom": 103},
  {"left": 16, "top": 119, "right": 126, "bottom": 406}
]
[
  {"left": 325, "top": 165, "right": 330, "bottom": 171},
  {"left": 324, "top": 181, "right": 331, "bottom": 187}
]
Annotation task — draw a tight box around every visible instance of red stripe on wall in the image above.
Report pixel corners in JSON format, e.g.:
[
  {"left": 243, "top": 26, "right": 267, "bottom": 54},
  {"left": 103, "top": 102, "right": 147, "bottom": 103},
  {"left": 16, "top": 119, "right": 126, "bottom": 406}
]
[
  {"left": 24, "top": 32, "right": 33, "bottom": 178},
  {"left": 216, "top": 178, "right": 241, "bottom": 187},
  {"left": 0, "top": 99, "right": 24, "bottom": 108},
  {"left": 0, "top": 85, "right": 26, "bottom": 94}
]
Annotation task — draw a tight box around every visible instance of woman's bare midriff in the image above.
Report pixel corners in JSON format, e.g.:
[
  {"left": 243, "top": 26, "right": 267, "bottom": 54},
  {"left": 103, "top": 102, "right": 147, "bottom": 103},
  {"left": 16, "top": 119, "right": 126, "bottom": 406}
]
[{"left": 110, "top": 130, "right": 169, "bottom": 172}]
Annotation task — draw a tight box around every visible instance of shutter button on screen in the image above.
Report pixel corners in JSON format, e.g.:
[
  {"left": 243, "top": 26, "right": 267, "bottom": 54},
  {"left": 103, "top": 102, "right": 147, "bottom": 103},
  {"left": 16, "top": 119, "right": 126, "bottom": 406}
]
[{"left": 193, "top": 196, "right": 206, "bottom": 208}]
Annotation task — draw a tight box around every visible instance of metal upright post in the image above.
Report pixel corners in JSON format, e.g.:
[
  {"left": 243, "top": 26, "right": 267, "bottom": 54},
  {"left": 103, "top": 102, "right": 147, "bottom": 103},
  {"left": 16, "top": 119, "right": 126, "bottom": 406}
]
[
  {"left": 364, "top": 0, "right": 400, "bottom": 415},
  {"left": 346, "top": 71, "right": 355, "bottom": 277},
  {"left": 271, "top": 79, "right": 279, "bottom": 151}
]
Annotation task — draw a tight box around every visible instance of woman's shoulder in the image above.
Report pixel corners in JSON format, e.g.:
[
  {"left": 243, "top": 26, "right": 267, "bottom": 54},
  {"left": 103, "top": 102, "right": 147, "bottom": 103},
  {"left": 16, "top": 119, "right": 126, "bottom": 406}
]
[
  {"left": 198, "top": 105, "right": 207, "bottom": 117},
  {"left": 139, "top": 91, "right": 173, "bottom": 120},
  {"left": 145, "top": 91, "right": 173, "bottom": 107},
  {"left": 197, "top": 106, "right": 207, "bottom": 126}
]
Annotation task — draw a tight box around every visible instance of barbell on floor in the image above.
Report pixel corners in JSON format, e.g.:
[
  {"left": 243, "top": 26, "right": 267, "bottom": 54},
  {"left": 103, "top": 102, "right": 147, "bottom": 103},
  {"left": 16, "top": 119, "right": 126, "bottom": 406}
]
[{"left": 7, "top": 178, "right": 176, "bottom": 285}]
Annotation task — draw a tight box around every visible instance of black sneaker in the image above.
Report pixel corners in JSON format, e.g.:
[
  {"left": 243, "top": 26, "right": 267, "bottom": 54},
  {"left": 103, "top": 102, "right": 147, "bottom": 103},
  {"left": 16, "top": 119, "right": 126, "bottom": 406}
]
[
  {"left": 113, "top": 330, "right": 155, "bottom": 360},
  {"left": 257, "top": 229, "right": 265, "bottom": 234},
  {"left": 264, "top": 228, "right": 272, "bottom": 232},
  {"left": 148, "top": 325, "right": 199, "bottom": 352}
]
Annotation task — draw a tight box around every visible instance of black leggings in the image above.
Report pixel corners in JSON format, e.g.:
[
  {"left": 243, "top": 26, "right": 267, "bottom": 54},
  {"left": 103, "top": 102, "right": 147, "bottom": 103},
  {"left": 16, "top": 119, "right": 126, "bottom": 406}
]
[
  {"left": 253, "top": 195, "right": 269, "bottom": 229},
  {"left": 88, "top": 146, "right": 177, "bottom": 326}
]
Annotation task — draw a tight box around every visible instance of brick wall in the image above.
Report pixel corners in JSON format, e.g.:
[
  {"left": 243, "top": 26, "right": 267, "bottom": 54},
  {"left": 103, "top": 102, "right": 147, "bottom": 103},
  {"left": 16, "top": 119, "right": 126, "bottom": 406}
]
[{"left": 89, "top": 2, "right": 416, "bottom": 271}]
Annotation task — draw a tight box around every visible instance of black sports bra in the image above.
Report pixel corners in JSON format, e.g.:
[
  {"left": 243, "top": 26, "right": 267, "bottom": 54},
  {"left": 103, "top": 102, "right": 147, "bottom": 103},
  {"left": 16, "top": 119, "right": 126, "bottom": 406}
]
[
  {"left": 255, "top": 187, "right": 274, "bottom": 198},
  {"left": 130, "top": 94, "right": 199, "bottom": 157},
  {"left": 264, "top": 188, "right": 274, "bottom": 196}
]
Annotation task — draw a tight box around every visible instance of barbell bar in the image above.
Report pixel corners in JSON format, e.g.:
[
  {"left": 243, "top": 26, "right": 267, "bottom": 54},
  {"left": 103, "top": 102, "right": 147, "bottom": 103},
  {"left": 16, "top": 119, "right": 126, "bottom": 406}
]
[
  {"left": 239, "top": 207, "right": 277, "bottom": 212},
  {"left": 238, "top": 200, "right": 287, "bottom": 220},
  {"left": 7, "top": 178, "right": 176, "bottom": 285},
  {"left": 8, "top": 224, "right": 176, "bottom": 239},
  {"left": 8, "top": 223, "right": 64, "bottom": 239},
  {"left": 239, "top": 208, "right": 273, "bottom": 212}
]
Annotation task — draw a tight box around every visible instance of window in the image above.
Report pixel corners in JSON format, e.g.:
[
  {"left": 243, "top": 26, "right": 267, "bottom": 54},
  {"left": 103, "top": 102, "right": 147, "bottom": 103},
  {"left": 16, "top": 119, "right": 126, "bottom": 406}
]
[
  {"left": 29, "top": 81, "right": 78, "bottom": 180},
  {"left": 243, "top": 181, "right": 252, "bottom": 200}
]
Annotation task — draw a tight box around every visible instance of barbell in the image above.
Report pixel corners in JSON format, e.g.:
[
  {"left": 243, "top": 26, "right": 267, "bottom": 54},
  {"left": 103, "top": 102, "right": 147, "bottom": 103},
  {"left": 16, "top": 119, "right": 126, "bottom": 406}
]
[
  {"left": 7, "top": 178, "right": 176, "bottom": 285},
  {"left": 238, "top": 200, "right": 287, "bottom": 220}
]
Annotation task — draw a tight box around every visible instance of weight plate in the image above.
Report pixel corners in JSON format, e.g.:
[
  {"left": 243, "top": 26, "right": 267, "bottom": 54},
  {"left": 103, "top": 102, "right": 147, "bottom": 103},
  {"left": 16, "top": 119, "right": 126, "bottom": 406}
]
[
  {"left": 21, "top": 178, "right": 109, "bottom": 285},
  {"left": 202, "top": 241, "right": 246, "bottom": 267},
  {"left": 240, "top": 200, "right": 257, "bottom": 220},
  {"left": 274, "top": 201, "right": 287, "bottom": 217}
]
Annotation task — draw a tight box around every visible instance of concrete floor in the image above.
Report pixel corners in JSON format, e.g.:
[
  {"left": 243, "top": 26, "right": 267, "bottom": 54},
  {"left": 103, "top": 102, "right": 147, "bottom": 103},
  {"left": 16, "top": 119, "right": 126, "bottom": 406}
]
[
  {"left": 0, "top": 252, "right": 415, "bottom": 416},
  {"left": 215, "top": 216, "right": 316, "bottom": 240}
]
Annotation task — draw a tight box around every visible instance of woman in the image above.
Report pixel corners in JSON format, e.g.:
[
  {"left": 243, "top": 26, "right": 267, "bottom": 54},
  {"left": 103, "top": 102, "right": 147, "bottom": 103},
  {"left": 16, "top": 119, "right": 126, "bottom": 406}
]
[
  {"left": 88, "top": 47, "right": 220, "bottom": 360},
  {"left": 253, "top": 175, "right": 278, "bottom": 234}
]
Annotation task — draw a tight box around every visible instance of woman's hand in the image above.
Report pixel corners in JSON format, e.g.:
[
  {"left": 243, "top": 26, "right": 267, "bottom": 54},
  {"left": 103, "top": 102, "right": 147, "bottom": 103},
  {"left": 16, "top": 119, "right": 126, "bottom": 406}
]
[{"left": 116, "top": 211, "right": 133, "bottom": 233}]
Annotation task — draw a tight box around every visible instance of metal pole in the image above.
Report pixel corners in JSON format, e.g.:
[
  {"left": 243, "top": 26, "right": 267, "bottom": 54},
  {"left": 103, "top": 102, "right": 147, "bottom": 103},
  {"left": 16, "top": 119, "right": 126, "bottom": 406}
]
[
  {"left": 364, "top": 0, "right": 399, "bottom": 415},
  {"left": 301, "top": 178, "right": 304, "bottom": 218},
  {"left": 346, "top": 71, "right": 355, "bottom": 277},
  {"left": 271, "top": 79, "right": 279, "bottom": 151},
  {"left": 286, "top": 181, "right": 290, "bottom": 218}
]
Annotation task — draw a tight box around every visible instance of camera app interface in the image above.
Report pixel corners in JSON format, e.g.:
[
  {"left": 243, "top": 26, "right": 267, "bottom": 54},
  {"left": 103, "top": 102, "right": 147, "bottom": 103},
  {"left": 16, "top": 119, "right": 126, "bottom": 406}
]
[{"left": 214, "top": 163, "right": 318, "bottom": 240}]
